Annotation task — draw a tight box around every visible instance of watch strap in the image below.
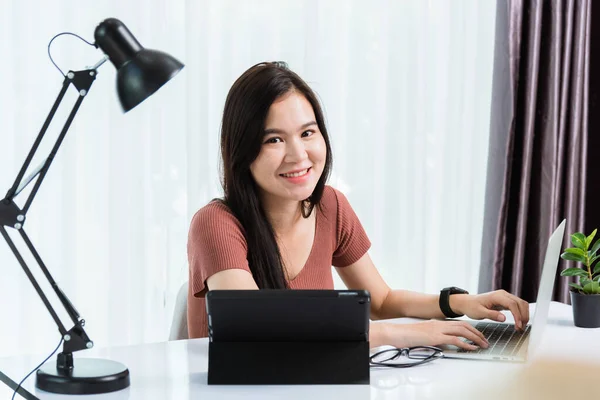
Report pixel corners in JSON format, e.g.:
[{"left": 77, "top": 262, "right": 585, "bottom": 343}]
[{"left": 439, "top": 286, "right": 469, "bottom": 318}]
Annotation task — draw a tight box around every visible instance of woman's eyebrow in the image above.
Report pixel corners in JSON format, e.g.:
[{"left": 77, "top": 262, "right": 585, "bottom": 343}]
[{"left": 264, "top": 121, "right": 317, "bottom": 135}]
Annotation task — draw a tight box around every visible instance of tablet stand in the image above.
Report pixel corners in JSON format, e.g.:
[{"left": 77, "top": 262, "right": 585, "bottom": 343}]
[{"left": 208, "top": 340, "right": 370, "bottom": 384}]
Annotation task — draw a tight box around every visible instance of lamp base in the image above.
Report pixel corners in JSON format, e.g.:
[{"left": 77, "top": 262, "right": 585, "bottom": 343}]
[{"left": 35, "top": 358, "right": 129, "bottom": 395}]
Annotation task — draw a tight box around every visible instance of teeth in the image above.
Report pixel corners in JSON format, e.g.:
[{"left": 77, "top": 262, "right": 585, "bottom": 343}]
[{"left": 281, "top": 169, "right": 309, "bottom": 178}]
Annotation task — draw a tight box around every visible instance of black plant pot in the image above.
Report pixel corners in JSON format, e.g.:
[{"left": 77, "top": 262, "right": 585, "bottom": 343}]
[{"left": 570, "top": 291, "right": 600, "bottom": 328}]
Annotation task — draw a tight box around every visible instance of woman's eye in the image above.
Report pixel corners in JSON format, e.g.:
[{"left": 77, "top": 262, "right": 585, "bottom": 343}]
[
  {"left": 301, "top": 130, "right": 314, "bottom": 138},
  {"left": 265, "top": 137, "right": 282, "bottom": 144}
]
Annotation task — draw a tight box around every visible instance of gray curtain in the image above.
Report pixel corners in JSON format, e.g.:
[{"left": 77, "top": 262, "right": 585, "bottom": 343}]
[{"left": 479, "top": 0, "right": 591, "bottom": 303}]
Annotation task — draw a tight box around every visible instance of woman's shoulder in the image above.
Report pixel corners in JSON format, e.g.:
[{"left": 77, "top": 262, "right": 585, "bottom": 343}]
[
  {"left": 190, "top": 199, "right": 243, "bottom": 233},
  {"left": 320, "top": 185, "right": 350, "bottom": 212}
]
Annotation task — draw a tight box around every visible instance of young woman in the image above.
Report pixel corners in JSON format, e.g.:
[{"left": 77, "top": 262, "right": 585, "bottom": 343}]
[{"left": 187, "top": 62, "right": 529, "bottom": 349}]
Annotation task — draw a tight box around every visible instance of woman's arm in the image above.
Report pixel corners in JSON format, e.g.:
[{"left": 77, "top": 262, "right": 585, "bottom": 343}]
[
  {"left": 369, "top": 319, "right": 488, "bottom": 350},
  {"left": 336, "top": 252, "right": 528, "bottom": 326},
  {"left": 335, "top": 252, "right": 445, "bottom": 320},
  {"left": 206, "top": 269, "right": 259, "bottom": 290}
]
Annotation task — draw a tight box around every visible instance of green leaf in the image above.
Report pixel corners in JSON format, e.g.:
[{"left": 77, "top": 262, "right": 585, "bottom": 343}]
[
  {"left": 583, "top": 281, "right": 600, "bottom": 295},
  {"left": 572, "top": 233, "right": 587, "bottom": 250},
  {"left": 560, "top": 252, "right": 586, "bottom": 263},
  {"left": 591, "top": 238, "right": 600, "bottom": 255},
  {"left": 583, "top": 282, "right": 594, "bottom": 294},
  {"left": 569, "top": 283, "right": 584, "bottom": 292},
  {"left": 594, "top": 262, "right": 600, "bottom": 275},
  {"left": 590, "top": 255, "right": 600, "bottom": 266},
  {"left": 581, "top": 276, "right": 592, "bottom": 286},
  {"left": 560, "top": 268, "right": 588, "bottom": 277},
  {"left": 586, "top": 229, "right": 598, "bottom": 248},
  {"left": 564, "top": 247, "right": 586, "bottom": 257}
]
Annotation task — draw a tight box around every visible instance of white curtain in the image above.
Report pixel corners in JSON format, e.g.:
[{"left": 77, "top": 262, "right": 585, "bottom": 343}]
[{"left": 0, "top": 0, "right": 495, "bottom": 358}]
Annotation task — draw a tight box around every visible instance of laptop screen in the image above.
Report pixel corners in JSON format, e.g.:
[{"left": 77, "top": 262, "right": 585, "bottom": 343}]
[{"left": 527, "top": 219, "right": 566, "bottom": 356}]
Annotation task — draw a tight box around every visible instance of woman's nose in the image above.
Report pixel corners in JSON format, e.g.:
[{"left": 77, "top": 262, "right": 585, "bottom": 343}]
[{"left": 284, "top": 139, "right": 308, "bottom": 162}]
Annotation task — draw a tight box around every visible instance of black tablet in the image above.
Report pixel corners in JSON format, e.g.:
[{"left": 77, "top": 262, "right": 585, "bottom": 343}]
[{"left": 206, "top": 289, "right": 370, "bottom": 342}]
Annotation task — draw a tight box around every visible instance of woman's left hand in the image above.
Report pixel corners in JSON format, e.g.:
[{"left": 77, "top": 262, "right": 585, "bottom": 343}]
[{"left": 449, "top": 290, "right": 530, "bottom": 331}]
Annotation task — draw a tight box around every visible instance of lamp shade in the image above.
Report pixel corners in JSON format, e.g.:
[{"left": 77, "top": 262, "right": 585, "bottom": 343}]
[{"left": 94, "top": 18, "right": 184, "bottom": 112}]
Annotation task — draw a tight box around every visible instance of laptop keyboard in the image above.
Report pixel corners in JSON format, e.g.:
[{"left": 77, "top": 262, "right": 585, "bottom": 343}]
[{"left": 457, "top": 322, "right": 531, "bottom": 356}]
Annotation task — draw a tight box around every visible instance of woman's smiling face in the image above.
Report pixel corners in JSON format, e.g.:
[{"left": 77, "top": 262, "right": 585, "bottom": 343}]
[{"left": 249, "top": 90, "right": 327, "bottom": 205}]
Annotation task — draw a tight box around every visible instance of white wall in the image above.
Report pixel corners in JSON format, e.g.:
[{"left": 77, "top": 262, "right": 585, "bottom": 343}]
[{"left": 0, "top": 0, "right": 495, "bottom": 358}]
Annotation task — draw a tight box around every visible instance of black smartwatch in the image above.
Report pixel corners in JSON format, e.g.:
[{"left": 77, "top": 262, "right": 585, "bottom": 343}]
[{"left": 439, "top": 286, "right": 469, "bottom": 318}]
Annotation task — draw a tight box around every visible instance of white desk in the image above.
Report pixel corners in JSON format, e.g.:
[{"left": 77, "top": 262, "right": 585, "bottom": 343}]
[{"left": 1, "top": 302, "right": 598, "bottom": 400}]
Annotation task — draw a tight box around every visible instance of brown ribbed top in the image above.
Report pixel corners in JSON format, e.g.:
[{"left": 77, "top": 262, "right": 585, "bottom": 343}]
[{"left": 186, "top": 185, "right": 371, "bottom": 338}]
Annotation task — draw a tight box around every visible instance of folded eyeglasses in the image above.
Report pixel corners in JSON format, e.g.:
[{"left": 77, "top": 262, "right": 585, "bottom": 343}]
[{"left": 370, "top": 346, "right": 443, "bottom": 368}]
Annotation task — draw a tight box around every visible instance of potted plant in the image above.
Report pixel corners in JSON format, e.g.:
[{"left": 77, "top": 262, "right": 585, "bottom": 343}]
[{"left": 560, "top": 229, "right": 600, "bottom": 328}]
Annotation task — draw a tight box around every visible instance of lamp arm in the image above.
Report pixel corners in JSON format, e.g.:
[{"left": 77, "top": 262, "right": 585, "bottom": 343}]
[
  {"left": 0, "top": 226, "right": 68, "bottom": 335},
  {"left": 0, "top": 69, "right": 98, "bottom": 369},
  {"left": 3, "top": 77, "right": 70, "bottom": 204}
]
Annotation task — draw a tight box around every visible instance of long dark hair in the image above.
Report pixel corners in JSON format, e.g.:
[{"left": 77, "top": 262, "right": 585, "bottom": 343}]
[{"left": 219, "top": 62, "right": 333, "bottom": 289}]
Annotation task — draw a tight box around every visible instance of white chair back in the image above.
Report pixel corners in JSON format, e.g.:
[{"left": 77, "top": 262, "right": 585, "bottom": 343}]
[{"left": 169, "top": 282, "right": 189, "bottom": 340}]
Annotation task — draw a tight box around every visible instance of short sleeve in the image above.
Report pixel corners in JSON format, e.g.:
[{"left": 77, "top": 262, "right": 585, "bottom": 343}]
[
  {"left": 187, "top": 202, "right": 252, "bottom": 297},
  {"left": 331, "top": 188, "right": 371, "bottom": 267}
]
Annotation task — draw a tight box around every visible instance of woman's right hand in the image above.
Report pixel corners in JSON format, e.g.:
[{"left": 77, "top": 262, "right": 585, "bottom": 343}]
[{"left": 373, "top": 320, "right": 489, "bottom": 351}]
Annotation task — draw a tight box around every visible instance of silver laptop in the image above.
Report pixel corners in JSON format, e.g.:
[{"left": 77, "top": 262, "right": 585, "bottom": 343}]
[{"left": 441, "top": 219, "right": 566, "bottom": 362}]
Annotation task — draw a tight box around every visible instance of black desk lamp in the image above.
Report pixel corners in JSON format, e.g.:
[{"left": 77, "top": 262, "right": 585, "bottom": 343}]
[{"left": 0, "top": 18, "right": 183, "bottom": 395}]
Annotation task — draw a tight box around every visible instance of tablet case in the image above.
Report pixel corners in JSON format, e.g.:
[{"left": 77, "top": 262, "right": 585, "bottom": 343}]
[{"left": 206, "top": 290, "right": 370, "bottom": 385}]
